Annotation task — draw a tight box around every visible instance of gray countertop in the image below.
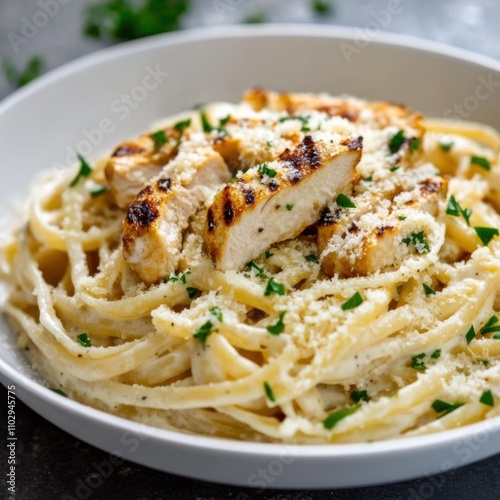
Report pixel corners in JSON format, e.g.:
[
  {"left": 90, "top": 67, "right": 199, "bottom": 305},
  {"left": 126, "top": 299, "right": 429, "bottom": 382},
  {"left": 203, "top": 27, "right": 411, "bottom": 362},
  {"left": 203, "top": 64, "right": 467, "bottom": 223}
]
[{"left": 1, "top": 1, "right": 500, "bottom": 498}]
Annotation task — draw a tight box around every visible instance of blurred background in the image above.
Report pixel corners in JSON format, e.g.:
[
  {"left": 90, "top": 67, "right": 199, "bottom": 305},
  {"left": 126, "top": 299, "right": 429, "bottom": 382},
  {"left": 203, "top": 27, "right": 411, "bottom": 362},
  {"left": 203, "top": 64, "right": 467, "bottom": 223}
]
[{"left": 1, "top": 0, "right": 500, "bottom": 101}]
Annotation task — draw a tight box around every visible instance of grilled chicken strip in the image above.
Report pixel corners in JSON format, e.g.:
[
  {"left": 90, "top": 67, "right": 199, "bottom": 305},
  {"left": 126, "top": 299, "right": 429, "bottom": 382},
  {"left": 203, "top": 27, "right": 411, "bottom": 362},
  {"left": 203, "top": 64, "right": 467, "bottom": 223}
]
[
  {"left": 123, "top": 144, "right": 230, "bottom": 284},
  {"left": 204, "top": 134, "right": 362, "bottom": 271},
  {"left": 318, "top": 173, "right": 448, "bottom": 277}
]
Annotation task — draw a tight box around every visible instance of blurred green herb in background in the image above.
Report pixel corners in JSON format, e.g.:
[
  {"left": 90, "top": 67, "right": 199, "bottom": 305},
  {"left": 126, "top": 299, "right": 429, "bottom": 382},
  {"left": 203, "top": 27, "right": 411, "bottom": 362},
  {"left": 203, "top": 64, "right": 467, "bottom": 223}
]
[
  {"left": 84, "top": 0, "right": 190, "bottom": 41},
  {"left": 312, "top": 0, "right": 333, "bottom": 15},
  {"left": 244, "top": 10, "right": 268, "bottom": 24},
  {"left": 2, "top": 55, "right": 44, "bottom": 88}
]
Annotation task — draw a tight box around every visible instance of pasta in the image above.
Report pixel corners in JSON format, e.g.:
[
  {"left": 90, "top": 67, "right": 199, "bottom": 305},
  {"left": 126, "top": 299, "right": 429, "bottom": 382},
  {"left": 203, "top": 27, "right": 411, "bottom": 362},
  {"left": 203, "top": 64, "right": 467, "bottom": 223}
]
[{"left": 1, "top": 90, "right": 500, "bottom": 444}]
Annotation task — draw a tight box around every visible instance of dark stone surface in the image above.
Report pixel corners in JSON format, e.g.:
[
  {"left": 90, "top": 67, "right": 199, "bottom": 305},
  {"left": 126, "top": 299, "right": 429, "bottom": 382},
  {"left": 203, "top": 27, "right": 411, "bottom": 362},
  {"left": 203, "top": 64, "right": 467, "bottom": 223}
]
[{"left": 1, "top": 384, "right": 500, "bottom": 500}]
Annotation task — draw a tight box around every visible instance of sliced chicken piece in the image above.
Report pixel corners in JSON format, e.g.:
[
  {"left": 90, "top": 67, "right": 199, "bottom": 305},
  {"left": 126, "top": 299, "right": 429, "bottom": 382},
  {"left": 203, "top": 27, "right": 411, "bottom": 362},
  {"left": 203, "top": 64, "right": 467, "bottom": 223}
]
[
  {"left": 122, "top": 146, "right": 230, "bottom": 284},
  {"left": 318, "top": 175, "right": 448, "bottom": 277},
  {"left": 243, "top": 89, "right": 424, "bottom": 137},
  {"left": 204, "top": 135, "right": 362, "bottom": 271}
]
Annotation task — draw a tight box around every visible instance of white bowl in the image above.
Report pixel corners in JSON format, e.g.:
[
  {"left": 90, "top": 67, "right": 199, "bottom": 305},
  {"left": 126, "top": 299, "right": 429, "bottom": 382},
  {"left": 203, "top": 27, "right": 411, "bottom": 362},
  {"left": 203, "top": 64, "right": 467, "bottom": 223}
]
[{"left": 1, "top": 25, "right": 500, "bottom": 489}]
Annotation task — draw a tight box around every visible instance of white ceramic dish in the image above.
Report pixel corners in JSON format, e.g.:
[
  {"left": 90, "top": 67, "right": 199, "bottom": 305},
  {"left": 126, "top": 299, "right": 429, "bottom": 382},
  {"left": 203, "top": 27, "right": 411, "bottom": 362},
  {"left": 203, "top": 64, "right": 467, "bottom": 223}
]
[{"left": 1, "top": 25, "right": 500, "bottom": 489}]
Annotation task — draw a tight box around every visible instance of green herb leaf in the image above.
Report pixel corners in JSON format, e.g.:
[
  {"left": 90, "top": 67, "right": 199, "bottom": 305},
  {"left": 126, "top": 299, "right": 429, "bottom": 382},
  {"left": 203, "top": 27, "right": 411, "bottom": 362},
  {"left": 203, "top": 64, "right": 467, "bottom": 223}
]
[
  {"left": 402, "top": 231, "right": 430, "bottom": 253},
  {"left": 257, "top": 163, "right": 277, "bottom": 178},
  {"left": 244, "top": 10, "right": 267, "bottom": 24},
  {"left": 439, "top": 140, "right": 454, "bottom": 152},
  {"left": 410, "top": 138, "right": 420, "bottom": 153},
  {"left": 431, "top": 349, "right": 441, "bottom": 360},
  {"left": 398, "top": 215, "right": 407, "bottom": 221},
  {"left": 351, "top": 390, "right": 370, "bottom": 403},
  {"left": 266, "top": 140, "right": 274, "bottom": 147},
  {"left": 480, "top": 316, "right": 500, "bottom": 335},
  {"left": 174, "top": 118, "right": 191, "bottom": 133},
  {"left": 389, "top": 130, "right": 405, "bottom": 154},
  {"left": 150, "top": 130, "right": 168, "bottom": 148},
  {"left": 305, "top": 254, "right": 319, "bottom": 264},
  {"left": 264, "top": 382, "right": 276, "bottom": 402},
  {"left": 165, "top": 271, "right": 191, "bottom": 284},
  {"left": 70, "top": 154, "right": 93, "bottom": 187},
  {"left": 209, "top": 306, "right": 223, "bottom": 322},
  {"left": 336, "top": 193, "right": 356, "bottom": 208},
  {"left": 89, "top": 185, "right": 109, "bottom": 198},
  {"left": 470, "top": 155, "right": 491, "bottom": 171},
  {"left": 423, "top": 284, "right": 436, "bottom": 296},
  {"left": 193, "top": 320, "right": 213, "bottom": 344},
  {"left": 474, "top": 226, "right": 499, "bottom": 246},
  {"left": 431, "top": 399, "right": 464, "bottom": 417},
  {"left": 312, "top": 0, "right": 332, "bottom": 15},
  {"left": 49, "top": 387, "right": 68, "bottom": 397},
  {"left": 411, "top": 353, "right": 426, "bottom": 371},
  {"left": 76, "top": 333, "right": 92, "bottom": 347},
  {"left": 186, "top": 287, "right": 200, "bottom": 299},
  {"left": 264, "top": 278, "right": 286, "bottom": 296},
  {"left": 265, "top": 251, "right": 274, "bottom": 259},
  {"left": 266, "top": 311, "right": 286, "bottom": 335},
  {"left": 2, "top": 55, "right": 44, "bottom": 88},
  {"left": 200, "top": 110, "right": 213, "bottom": 133},
  {"left": 323, "top": 404, "right": 359, "bottom": 430},
  {"left": 466, "top": 325, "right": 476, "bottom": 345},
  {"left": 480, "top": 389, "right": 495, "bottom": 407},
  {"left": 389, "top": 166, "right": 400, "bottom": 172},
  {"left": 446, "top": 195, "right": 472, "bottom": 226},
  {"left": 341, "top": 292, "right": 363, "bottom": 311},
  {"left": 364, "top": 176, "right": 373, "bottom": 182},
  {"left": 286, "top": 204, "right": 294, "bottom": 211},
  {"left": 246, "top": 261, "right": 268, "bottom": 280}
]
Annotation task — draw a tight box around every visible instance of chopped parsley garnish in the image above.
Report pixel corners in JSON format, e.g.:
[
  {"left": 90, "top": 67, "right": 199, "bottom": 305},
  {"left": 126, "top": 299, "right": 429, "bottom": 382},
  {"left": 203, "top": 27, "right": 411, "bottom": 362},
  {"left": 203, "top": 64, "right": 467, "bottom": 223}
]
[
  {"left": 402, "top": 231, "right": 430, "bottom": 253},
  {"left": 278, "top": 114, "right": 311, "bottom": 132},
  {"left": 257, "top": 163, "right": 277, "bottom": 178},
  {"left": 246, "top": 261, "right": 268, "bottom": 280},
  {"left": 351, "top": 390, "right": 370, "bottom": 403},
  {"left": 466, "top": 325, "right": 476, "bottom": 345},
  {"left": 470, "top": 155, "right": 491, "bottom": 171},
  {"left": 264, "top": 382, "right": 276, "bottom": 402},
  {"left": 83, "top": 0, "right": 189, "bottom": 41},
  {"left": 2, "top": 54, "right": 44, "bottom": 88},
  {"left": 323, "top": 404, "right": 359, "bottom": 430},
  {"left": 49, "top": 387, "right": 68, "bottom": 397},
  {"left": 150, "top": 129, "right": 168, "bottom": 148},
  {"left": 312, "top": 0, "right": 332, "bottom": 15},
  {"left": 164, "top": 270, "right": 191, "bottom": 284},
  {"left": 388, "top": 130, "right": 405, "bottom": 154},
  {"left": 446, "top": 195, "right": 472, "bottom": 226},
  {"left": 266, "top": 140, "right": 274, "bottom": 147},
  {"left": 209, "top": 306, "right": 223, "bottom": 322},
  {"left": 431, "top": 399, "right": 464, "bottom": 417},
  {"left": 364, "top": 176, "right": 373, "bottom": 182},
  {"left": 305, "top": 254, "right": 319, "bottom": 264},
  {"left": 474, "top": 226, "right": 499, "bottom": 246},
  {"left": 218, "top": 115, "right": 231, "bottom": 128},
  {"left": 200, "top": 110, "right": 213, "bottom": 133},
  {"left": 264, "top": 278, "right": 286, "bottom": 296},
  {"left": 439, "top": 140, "right": 454, "bottom": 152},
  {"left": 479, "top": 316, "right": 500, "bottom": 335},
  {"left": 265, "top": 251, "right": 274, "bottom": 259},
  {"left": 89, "top": 185, "right": 109, "bottom": 198},
  {"left": 480, "top": 390, "right": 495, "bottom": 407},
  {"left": 410, "top": 138, "right": 420, "bottom": 153},
  {"left": 411, "top": 353, "right": 426, "bottom": 371},
  {"left": 76, "top": 333, "right": 92, "bottom": 347},
  {"left": 398, "top": 215, "right": 407, "bottom": 221},
  {"left": 423, "top": 284, "right": 436, "bottom": 296},
  {"left": 173, "top": 118, "right": 191, "bottom": 145},
  {"left": 266, "top": 311, "right": 286, "bottom": 335},
  {"left": 341, "top": 292, "right": 363, "bottom": 311},
  {"left": 70, "top": 154, "right": 93, "bottom": 187},
  {"left": 389, "top": 166, "right": 400, "bottom": 172},
  {"left": 193, "top": 320, "right": 213, "bottom": 345},
  {"left": 286, "top": 204, "right": 294, "bottom": 211},
  {"left": 431, "top": 349, "right": 441, "bottom": 360},
  {"left": 336, "top": 193, "right": 356, "bottom": 208},
  {"left": 186, "top": 287, "right": 200, "bottom": 299}
]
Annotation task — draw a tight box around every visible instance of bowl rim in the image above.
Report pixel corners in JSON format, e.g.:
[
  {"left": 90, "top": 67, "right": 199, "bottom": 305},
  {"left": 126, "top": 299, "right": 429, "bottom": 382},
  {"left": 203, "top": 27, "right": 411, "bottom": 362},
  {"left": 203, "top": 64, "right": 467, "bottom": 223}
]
[{"left": 1, "top": 23, "right": 500, "bottom": 458}]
